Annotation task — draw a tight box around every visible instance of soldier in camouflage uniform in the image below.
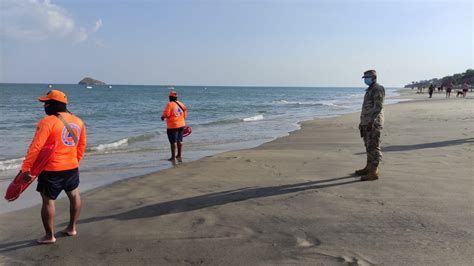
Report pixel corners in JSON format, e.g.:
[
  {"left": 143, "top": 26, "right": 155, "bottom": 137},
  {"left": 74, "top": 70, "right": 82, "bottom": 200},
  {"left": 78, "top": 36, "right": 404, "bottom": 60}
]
[{"left": 356, "top": 70, "right": 385, "bottom": 181}]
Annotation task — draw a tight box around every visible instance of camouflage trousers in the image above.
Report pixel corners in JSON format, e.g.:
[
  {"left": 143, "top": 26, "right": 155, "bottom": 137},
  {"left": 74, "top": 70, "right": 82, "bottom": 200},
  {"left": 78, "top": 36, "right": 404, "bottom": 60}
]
[{"left": 362, "top": 128, "right": 382, "bottom": 164}]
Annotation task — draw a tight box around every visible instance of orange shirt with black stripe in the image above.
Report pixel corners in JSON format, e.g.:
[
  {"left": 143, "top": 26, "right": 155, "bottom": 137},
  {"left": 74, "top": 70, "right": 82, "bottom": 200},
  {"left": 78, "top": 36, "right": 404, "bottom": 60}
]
[
  {"left": 21, "top": 112, "right": 86, "bottom": 172},
  {"left": 162, "top": 101, "right": 187, "bottom": 129}
]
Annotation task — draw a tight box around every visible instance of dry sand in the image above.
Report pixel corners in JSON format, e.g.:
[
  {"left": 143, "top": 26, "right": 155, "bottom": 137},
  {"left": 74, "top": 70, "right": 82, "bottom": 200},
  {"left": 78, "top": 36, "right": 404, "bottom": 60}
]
[{"left": 0, "top": 90, "right": 472, "bottom": 265}]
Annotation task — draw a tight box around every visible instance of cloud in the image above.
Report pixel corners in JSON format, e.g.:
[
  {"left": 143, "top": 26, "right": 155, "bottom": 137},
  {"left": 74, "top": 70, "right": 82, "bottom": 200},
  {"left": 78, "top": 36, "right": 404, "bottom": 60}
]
[
  {"left": 76, "top": 27, "right": 88, "bottom": 43},
  {"left": 92, "top": 19, "right": 103, "bottom": 33},
  {"left": 1, "top": 0, "right": 100, "bottom": 42}
]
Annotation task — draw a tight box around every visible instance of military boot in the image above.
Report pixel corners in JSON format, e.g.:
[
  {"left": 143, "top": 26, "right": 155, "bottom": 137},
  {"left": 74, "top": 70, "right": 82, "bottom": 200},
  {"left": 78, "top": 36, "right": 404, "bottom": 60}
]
[
  {"left": 354, "top": 161, "right": 369, "bottom": 175},
  {"left": 361, "top": 163, "right": 379, "bottom": 181}
]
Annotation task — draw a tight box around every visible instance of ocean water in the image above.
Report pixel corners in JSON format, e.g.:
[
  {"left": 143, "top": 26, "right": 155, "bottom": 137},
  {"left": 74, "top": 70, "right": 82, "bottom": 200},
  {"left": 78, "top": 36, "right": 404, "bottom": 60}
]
[{"left": 0, "top": 84, "right": 405, "bottom": 213}]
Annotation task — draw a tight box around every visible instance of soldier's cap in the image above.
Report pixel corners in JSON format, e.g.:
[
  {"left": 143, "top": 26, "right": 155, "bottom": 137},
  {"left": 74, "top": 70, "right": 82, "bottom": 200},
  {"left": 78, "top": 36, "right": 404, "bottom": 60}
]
[
  {"left": 38, "top": 90, "right": 68, "bottom": 104},
  {"left": 362, "top": 70, "right": 377, "bottom": 78},
  {"left": 169, "top": 90, "right": 177, "bottom": 97}
]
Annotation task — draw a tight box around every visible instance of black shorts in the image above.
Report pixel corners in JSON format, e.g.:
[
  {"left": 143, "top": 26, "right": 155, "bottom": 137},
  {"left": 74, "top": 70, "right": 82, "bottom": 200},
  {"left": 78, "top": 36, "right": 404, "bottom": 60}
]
[
  {"left": 167, "top": 127, "right": 184, "bottom": 144},
  {"left": 36, "top": 168, "right": 80, "bottom": 200}
]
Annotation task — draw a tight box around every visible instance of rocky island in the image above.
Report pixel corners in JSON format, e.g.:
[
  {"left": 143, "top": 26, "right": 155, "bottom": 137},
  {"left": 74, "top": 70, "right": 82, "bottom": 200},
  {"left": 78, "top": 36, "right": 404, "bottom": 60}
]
[{"left": 78, "top": 77, "right": 106, "bottom": 86}]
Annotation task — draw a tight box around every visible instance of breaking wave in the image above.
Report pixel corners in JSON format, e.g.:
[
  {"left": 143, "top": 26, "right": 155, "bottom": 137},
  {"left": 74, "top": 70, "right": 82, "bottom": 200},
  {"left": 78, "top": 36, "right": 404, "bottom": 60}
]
[
  {"left": 0, "top": 158, "right": 24, "bottom": 171},
  {"left": 242, "top": 114, "right": 264, "bottom": 122},
  {"left": 87, "top": 132, "right": 157, "bottom": 152},
  {"left": 271, "top": 99, "right": 341, "bottom": 107}
]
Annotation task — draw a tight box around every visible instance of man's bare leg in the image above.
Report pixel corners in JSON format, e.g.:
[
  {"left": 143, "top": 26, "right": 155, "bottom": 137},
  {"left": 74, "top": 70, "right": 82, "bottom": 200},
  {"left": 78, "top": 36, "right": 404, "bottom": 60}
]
[
  {"left": 38, "top": 193, "right": 56, "bottom": 244},
  {"left": 168, "top": 143, "right": 177, "bottom": 161},
  {"left": 62, "top": 188, "right": 81, "bottom": 236},
  {"left": 176, "top": 142, "right": 183, "bottom": 161}
]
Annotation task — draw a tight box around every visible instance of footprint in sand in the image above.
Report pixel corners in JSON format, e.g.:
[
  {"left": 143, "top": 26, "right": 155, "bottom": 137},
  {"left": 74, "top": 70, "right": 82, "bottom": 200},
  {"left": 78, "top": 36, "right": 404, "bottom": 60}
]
[
  {"left": 219, "top": 156, "right": 241, "bottom": 160},
  {"left": 191, "top": 217, "right": 206, "bottom": 227},
  {"left": 337, "top": 255, "right": 374, "bottom": 266},
  {"left": 191, "top": 215, "right": 218, "bottom": 228},
  {"left": 295, "top": 230, "right": 321, "bottom": 248},
  {"left": 296, "top": 237, "right": 314, "bottom": 247}
]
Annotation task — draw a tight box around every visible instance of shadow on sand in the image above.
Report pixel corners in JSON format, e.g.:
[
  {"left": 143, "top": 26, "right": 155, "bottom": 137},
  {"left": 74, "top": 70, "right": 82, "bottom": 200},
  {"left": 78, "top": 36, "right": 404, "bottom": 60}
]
[
  {"left": 0, "top": 239, "right": 38, "bottom": 253},
  {"left": 0, "top": 231, "right": 79, "bottom": 253},
  {"left": 0, "top": 176, "right": 359, "bottom": 253},
  {"left": 77, "top": 175, "right": 359, "bottom": 224},
  {"left": 383, "top": 138, "right": 473, "bottom": 152},
  {"left": 355, "top": 138, "right": 473, "bottom": 155}
]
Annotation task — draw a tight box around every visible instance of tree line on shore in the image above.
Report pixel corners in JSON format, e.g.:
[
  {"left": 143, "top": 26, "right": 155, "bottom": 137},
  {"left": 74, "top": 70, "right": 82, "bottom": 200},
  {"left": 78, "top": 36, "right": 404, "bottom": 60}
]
[{"left": 404, "top": 69, "right": 474, "bottom": 88}]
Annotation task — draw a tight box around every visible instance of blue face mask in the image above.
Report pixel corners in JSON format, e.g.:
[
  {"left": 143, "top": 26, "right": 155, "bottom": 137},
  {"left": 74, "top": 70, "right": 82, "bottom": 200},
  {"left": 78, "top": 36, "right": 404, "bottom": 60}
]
[{"left": 364, "top": 77, "right": 373, "bottom": 86}]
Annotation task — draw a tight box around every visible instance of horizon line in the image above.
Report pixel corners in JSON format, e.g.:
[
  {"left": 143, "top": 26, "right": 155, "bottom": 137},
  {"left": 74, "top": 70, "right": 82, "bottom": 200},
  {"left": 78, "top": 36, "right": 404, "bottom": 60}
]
[{"left": 0, "top": 82, "right": 403, "bottom": 88}]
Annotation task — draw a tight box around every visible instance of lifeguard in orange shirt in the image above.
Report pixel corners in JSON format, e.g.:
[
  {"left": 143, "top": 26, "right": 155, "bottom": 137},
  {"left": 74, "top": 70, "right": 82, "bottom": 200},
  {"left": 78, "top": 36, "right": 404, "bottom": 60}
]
[
  {"left": 20, "top": 90, "right": 86, "bottom": 244},
  {"left": 161, "top": 90, "right": 187, "bottom": 162}
]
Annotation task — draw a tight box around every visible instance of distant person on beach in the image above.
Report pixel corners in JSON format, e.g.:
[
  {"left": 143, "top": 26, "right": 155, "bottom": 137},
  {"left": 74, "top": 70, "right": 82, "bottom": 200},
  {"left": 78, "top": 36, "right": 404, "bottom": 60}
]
[
  {"left": 462, "top": 83, "right": 469, "bottom": 98},
  {"left": 20, "top": 90, "right": 86, "bottom": 244},
  {"left": 161, "top": 90, "right": 187, "bottom": 162},
  {"left": 356, "top": 70, "right": 385, "bottom": 181},
  {"left": 428, "top": 84, "right": 435, "bottom": 98},
  {"left": 446, "top": 83, "right": 452, "bottom": 98}
]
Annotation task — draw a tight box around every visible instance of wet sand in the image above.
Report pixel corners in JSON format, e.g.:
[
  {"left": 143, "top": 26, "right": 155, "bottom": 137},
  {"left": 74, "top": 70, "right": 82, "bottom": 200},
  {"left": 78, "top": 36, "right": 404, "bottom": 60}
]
[{"left": 0, "top": 90, "right": 472, "bottom": 265}]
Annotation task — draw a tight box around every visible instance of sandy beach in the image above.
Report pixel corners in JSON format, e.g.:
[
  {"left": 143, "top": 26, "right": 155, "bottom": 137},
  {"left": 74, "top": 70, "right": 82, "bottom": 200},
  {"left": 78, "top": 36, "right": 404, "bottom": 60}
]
[{"left": 0, "top": 90, "right": 472, "bottom": 265}]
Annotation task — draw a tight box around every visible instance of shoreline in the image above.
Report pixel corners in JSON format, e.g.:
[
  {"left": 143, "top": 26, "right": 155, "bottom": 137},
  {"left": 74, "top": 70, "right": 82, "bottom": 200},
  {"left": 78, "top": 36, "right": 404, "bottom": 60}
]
[
  {"left": 0, "top": 88, "right": 409, "bottom": 215},
  {"left": 1, "top": 89, "right": 472, "bottom": 264}
]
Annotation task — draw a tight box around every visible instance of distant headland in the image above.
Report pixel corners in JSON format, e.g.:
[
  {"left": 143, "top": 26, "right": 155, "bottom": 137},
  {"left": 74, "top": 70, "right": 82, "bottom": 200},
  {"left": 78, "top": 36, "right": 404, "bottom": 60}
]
[{"left": 78, "top": 77, "right": 106, "bottom": 85}]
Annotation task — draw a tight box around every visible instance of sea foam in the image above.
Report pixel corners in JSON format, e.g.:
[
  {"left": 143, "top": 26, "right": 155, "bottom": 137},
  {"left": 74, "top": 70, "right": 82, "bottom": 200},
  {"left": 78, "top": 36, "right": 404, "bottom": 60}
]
[
  {"left": 0, "top": 158, "right": 24, "bottom": 171},
  {"left": 242, "top": 114, "right": 264, "bottom": 122},
  {"left": 89, "top": 138, "right": 129, "bottom": 152}
]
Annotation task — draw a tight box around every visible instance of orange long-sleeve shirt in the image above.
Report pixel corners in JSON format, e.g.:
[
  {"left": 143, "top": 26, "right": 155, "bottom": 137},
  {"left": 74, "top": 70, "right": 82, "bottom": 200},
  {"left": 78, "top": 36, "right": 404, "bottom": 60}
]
[
  {"left": 162, "top": 101, "right": 187, "bottom": 129},
  {"left": 21, "top": 112, "right": 86, "bottom": 172}
]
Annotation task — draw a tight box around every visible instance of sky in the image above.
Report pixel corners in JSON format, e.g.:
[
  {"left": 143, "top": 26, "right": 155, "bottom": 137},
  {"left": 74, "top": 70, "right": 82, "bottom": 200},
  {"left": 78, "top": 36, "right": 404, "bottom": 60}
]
[{"left": 0, "top": 0, "right": 472, "bottom": 87}]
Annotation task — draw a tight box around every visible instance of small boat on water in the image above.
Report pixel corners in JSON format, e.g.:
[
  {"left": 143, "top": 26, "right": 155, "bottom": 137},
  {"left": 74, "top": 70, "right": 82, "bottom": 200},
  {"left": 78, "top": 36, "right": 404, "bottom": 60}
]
[
  {"left": 108, "top": 85, "right": 112, "bottom": 88},
  {"left": 86, "top": 86, "right": 93, "bottom": 89}
]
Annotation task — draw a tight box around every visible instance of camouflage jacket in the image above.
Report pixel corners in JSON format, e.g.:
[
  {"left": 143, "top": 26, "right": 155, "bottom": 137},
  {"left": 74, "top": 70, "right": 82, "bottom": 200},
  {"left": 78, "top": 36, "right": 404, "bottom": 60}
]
[{"left": 360, "top": 83, "right": 385, "bottom": 129}]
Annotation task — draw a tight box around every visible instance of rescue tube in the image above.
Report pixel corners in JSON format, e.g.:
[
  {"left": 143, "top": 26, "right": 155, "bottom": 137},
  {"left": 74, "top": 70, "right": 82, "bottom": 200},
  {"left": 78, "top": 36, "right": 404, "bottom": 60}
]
[
  {"left": 183, "top": 126, "right": 192, "bottom": 137},
  {"left": 4, "top": 142, "right": 57, "bottom": 202}
]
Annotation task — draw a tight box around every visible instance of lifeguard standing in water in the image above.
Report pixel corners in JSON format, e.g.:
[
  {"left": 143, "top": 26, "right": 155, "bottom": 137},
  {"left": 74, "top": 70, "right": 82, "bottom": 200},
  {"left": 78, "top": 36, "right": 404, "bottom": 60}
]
[
  {"left": 161, "top": 90, "right": 187, "bottom": 162},
  {"left": 21, "top": 90, "right": 86, "bottom": 244}
]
